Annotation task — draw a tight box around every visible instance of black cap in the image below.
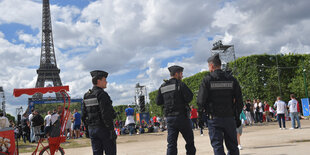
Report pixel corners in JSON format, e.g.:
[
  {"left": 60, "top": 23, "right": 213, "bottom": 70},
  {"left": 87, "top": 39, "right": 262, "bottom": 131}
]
[
  {"left": 168, "top": 65, "right": 184, "bottom": 75},
  {"left": 90, "top": 70, "right": 108, "bottom": 78},
  {"left": 207, "top": 53, "right": 221, "bottom": 63}
]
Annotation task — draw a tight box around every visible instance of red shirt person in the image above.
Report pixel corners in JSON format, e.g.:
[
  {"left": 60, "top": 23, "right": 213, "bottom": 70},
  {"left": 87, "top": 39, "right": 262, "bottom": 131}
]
[
  {"left": 153, "top": 116, "right": 157, "bottom": 123},
  {"left": 264, "top": 101, "right": 270, "bottom": 122},
  {"left": 190, "top": 106, "right": 198, "bottom": 129}
]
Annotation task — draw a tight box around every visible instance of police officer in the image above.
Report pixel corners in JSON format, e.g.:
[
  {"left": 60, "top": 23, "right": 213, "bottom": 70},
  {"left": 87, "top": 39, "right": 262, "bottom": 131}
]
[
  {"left": 197, "top": 54, "right": 243, "bottom": 155},
  {"left": 82, "top": 70, "right": 117, "bottom": 155},
  {"left": 156, "top": 65, "right": 196, "bottom": 155}
]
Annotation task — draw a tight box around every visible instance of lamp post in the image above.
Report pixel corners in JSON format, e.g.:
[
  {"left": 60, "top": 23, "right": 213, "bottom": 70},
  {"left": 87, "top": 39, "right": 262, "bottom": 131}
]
[
  {"left": 302, "top": 57, "right": 309, "bottom": 99},
  {"left": 275, "top": 55, "right": 282, "bottom": 96},
  {"left": 268, "top": 55, "right": 282, "bottom": 96},
  {"left": 0, "top": 86, "right": 5, "bottom": 116}
]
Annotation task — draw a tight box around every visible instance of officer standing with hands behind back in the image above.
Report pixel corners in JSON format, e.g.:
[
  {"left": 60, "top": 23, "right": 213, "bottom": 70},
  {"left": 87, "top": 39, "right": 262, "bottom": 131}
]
[
  {"left": 82, "top": 70, "right": 117, "bottom": 155},
  {"left": 197, "top": 54, "right": 243, "bottom": 155},
  {"left": 156, "top": 65, "right": 196, "bottom": 155}
]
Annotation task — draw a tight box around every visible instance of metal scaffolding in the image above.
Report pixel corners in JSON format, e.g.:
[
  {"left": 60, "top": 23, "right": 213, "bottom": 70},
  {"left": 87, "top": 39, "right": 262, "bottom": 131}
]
[{"left": 211, "top": 40, "right": 236, "bottom": 71}]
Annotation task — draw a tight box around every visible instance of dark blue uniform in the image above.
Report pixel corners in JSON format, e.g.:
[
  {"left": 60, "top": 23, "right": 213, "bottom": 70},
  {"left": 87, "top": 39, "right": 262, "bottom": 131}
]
[
  {"left": 83, "top": 84, "right": 117, "bottom": 155},
  {"left": 198, "top": 69, "right": 243, "bottom": 155},
  {"left": 156, "top": 78, "right": 196, "bottom": 155}
]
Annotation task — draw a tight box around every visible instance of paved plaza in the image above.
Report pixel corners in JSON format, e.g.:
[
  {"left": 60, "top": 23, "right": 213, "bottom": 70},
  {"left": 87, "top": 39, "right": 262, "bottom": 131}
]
[{"left": 28, "top": 119, "right": 309, "bottom": 155}]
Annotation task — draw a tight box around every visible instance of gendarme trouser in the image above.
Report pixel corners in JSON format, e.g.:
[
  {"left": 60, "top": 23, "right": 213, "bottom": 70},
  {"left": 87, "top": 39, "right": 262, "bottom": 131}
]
[
  {"left": 89, "top": 127, "right": 116, "bottom": 155},
  {"left": 166, "top": 115, "right": 196, "bottom": 155},
  {"left": 208, "top": 117, "right": 239, "bottom": 155}
]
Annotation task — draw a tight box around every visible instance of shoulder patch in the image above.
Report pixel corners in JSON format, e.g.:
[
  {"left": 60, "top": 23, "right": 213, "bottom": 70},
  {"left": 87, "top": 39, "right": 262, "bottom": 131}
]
[
  {"left": 84, "top": 98, "right": 99, "bottom": 107},
  {"left": 210, "top": 81, "right": 233, "bottom": 90},
  {"left": 160, "top": 84, "right": 176, "bottom": 94}
]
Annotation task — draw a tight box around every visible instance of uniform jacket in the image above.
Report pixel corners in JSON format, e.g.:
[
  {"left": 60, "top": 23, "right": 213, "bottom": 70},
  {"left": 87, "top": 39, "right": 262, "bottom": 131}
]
[
  {"left": 197, "top": 69, "right": 243, "bottom": 117},
  {"left": 156, "top": 78, "right": 193, "bottom": 116}
]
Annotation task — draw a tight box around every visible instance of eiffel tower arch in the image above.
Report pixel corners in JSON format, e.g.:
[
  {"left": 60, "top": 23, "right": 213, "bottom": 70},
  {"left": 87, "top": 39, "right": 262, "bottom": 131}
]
[{"left": 33, "top": 0, "right": 63, "bottom": 99}]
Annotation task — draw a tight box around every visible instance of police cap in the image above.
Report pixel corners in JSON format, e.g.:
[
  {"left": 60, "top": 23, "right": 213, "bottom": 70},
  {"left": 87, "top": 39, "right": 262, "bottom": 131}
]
[
  {"left": 207, "top": 53, "right": 221, "bottom": 66},
  {"left": 90, "top": 70, "right": 108, "bottom": 78},
  {"left": 168, "top": 65, "right": 184, "bottom": 75}
]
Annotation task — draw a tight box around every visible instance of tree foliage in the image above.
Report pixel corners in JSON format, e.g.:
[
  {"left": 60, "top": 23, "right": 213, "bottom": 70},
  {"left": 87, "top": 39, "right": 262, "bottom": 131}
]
[
  {"left": 6, "top": 113, "right": 15, "bottom": 123},
  {"left": 229, "top": 54, "right": 310, "bottom": 105},
  {"left": 149, "top": 54, "right": 310, "bottom": 116},
  {"left": 34, "top": 102, "right": 82, "bottom": 117},
  {"left": 113, "top": 105, "right": 129, "bottom": 121}
]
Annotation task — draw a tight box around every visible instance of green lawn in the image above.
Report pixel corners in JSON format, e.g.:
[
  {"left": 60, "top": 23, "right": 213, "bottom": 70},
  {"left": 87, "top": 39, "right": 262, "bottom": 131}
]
[{"left": 17, "top": 138, "right": 91, "bottom": 153}]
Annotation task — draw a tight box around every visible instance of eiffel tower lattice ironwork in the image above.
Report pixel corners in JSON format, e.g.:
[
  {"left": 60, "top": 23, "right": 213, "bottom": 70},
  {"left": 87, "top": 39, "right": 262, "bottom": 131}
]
[{"left": 33, "top": 0, "right": 63, "bottom": 99}]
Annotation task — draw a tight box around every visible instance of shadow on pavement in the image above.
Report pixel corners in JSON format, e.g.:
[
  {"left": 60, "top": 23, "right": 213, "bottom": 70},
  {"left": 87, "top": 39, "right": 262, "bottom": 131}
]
[{"left": 251, "top": 144, "right": 293, "bottom": 149}]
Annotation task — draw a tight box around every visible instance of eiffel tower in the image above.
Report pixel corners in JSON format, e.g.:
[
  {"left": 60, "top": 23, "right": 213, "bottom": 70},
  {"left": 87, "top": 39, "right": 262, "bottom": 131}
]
[{"left": 32, "top": 0, "right": 63, "bottom": 99}]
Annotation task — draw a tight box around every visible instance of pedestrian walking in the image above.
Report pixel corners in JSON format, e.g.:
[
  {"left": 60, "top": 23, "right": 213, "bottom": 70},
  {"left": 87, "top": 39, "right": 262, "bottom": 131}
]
[
  {"left": 237, "top": 110, "right": 247, "bottom": 150},
  {"left": 245, "top": 100, "right": 253, "bottom": 125},
  {"left": 288, "top": 94, "right": 301, "bottom": 129},
  {"left": 190, "top": 106, "right": 198, "bottom": 129},
  {"left": 274, "top": 96, "right": 287, "bottom": 130}
]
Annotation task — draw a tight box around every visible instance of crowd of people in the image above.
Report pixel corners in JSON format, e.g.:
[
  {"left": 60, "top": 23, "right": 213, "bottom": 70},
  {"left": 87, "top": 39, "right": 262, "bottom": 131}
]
[
  {"left": 113, "top": 105, "right": 167, "bottom": 136},
  {"left": 7, "top": 94, "right": 305, "bottom": 148},
  {"left": 241, "top": 95, "right": 302, "bottom": 129},
  {"left": 10, "top": 106, "right": 86, "bottom": 143}
]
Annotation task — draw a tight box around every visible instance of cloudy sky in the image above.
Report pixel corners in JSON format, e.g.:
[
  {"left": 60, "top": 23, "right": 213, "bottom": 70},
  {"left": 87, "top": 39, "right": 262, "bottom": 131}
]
[{"left": 1, "top": 0, "right": 310, "bottom": 116}]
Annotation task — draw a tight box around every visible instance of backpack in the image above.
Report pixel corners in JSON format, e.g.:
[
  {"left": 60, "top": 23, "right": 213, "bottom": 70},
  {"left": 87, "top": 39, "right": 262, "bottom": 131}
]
[
  {"left": 255, "top": 105, "right": 259, "bottom": 112},
  {"left": 262, "top": 104, "right": 265, "bottom": 111},
  {"left": 32, "top": 114, "right": 44, "bottom": 127}
]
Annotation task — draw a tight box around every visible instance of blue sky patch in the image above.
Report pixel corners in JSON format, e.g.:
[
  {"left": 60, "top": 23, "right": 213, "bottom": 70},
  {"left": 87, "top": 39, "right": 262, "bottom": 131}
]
[
  {"left": 0, "top": 23, "right": 38, "bottom": 44},
  {"left": 51, "top": 0, "right": 94, "bottom": 9}
]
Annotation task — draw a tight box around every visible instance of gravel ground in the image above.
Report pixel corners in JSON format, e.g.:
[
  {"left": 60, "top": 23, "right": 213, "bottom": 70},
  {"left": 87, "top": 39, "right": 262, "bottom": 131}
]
[{"left": 21, "top": 119, "right": 310, "bottom": 155}]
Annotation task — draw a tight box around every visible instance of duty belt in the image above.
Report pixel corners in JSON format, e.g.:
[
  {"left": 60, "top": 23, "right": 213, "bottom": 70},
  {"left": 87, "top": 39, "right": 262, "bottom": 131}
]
[{"left": 166, "top": 111, "right": 181, "bottom": 116}]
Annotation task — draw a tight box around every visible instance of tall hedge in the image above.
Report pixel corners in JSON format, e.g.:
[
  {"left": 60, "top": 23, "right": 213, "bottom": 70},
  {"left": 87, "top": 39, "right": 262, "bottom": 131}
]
[
  {"left": 148, "top": 54, "right": 310, "bottom": 117},
  {"left": 229, "top": 54, "right": 310, "bottom": 104}
]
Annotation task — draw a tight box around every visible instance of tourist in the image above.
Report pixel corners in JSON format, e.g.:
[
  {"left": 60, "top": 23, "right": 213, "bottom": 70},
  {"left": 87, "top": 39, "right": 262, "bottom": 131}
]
[
  {"left": 125, "top": 105, "right": 135, "bottom": 136},
  {"left": 288, "top": 94, "right": 301, "bottom": 129},
  {"left": 237, "top": 110, "right": 247, "bottom": 150},
  {"left": 274, "top": 96, "right": 287, "bottom": 130},
  {"left": 73, "top": 109, "right": 81, "bottom": 139}
]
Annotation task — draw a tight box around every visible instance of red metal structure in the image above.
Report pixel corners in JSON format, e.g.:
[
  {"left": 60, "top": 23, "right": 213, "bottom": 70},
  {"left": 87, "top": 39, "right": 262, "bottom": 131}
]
[{"left": 13, "top": 86, "right": 71, "bottom": 155}]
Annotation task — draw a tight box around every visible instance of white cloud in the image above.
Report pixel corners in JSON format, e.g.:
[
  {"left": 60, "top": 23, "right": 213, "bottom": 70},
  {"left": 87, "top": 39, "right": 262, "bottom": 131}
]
[
  {"left": 17, "top": 31, "right": 40, "bottom": 45},
  {"left": 1, "top": 0, "right": 310, "bottom": 116},
  {"left": 212, "top": 3, "right": 248, "bottom": 28},
  {"left": 0, "top": 0, "right": 41, "bottom": 28}
]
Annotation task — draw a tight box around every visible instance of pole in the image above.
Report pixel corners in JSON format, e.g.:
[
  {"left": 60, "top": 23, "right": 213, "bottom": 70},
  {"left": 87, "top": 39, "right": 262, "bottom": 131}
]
[
  {"left": 275, "top": 55, "right": 282, "bottom": 96},
  {"left": 302, "top": 57, "right": 309, "bottom": 99}
]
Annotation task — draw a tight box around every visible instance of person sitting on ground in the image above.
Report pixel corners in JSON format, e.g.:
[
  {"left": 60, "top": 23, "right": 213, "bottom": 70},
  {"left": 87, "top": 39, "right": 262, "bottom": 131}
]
[
  {"left": 139, "top": 125, "right": 145, "bottom": 134},
  {"left": 153, "top": 124, "right": 159, "bottom": 132},
  {"left": 148, "top": 124, "right": 154, "bottom": 133}
]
